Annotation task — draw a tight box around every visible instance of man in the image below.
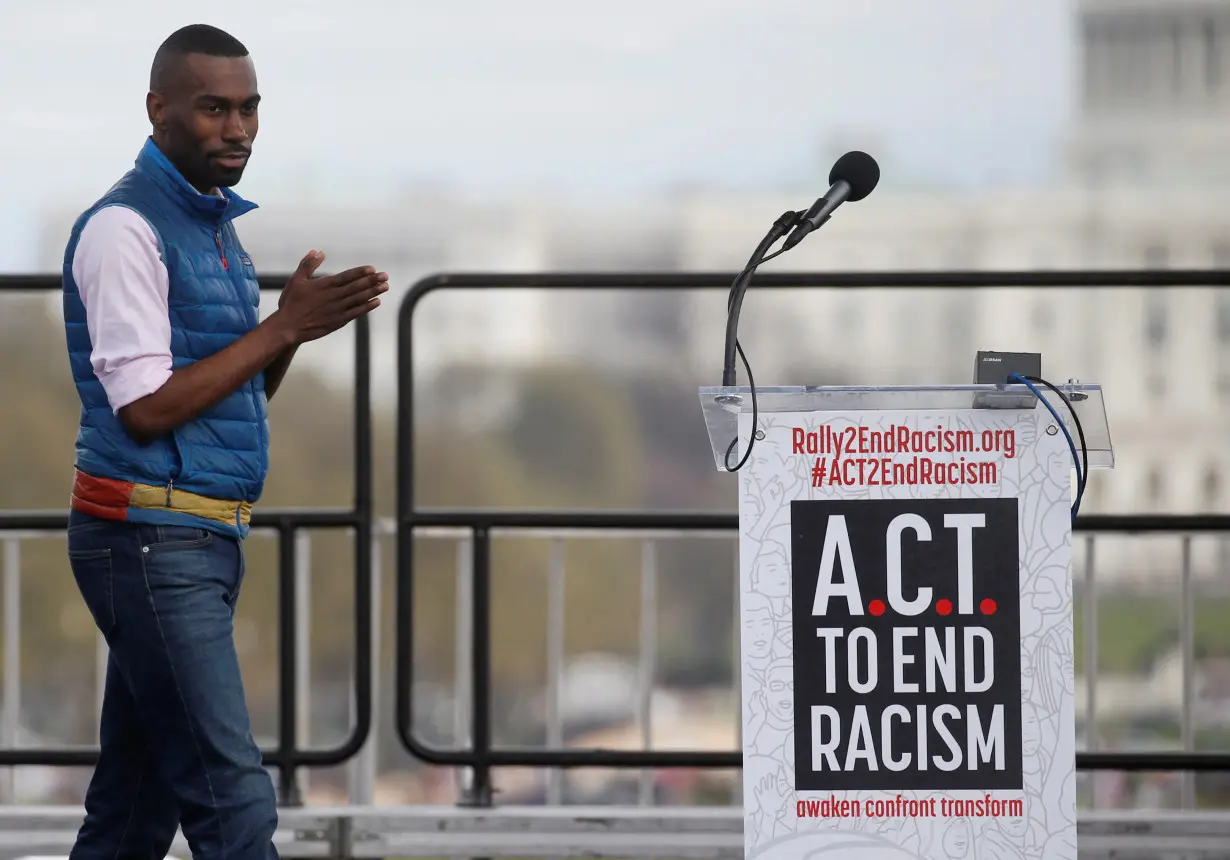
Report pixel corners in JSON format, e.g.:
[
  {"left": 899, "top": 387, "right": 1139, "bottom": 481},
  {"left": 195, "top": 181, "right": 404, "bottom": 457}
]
[{"left": 61, "top": 24, "right": 387, "bottom": 860}]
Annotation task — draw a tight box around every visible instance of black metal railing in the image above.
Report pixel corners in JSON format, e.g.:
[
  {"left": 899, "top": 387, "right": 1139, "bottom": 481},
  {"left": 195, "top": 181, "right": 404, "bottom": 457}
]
[
  {"left": 0, "top": 274, "right": 373, "bottom": 805},
  {"left": 395, "top": 270, "right": 1230, "bottom": 806},
  {"left": 7, "top": 268, "right": 1230, "bottom": 809}
]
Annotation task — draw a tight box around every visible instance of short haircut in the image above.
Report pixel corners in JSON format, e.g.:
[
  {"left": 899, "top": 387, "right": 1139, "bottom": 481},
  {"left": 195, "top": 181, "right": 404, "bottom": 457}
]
[{"left": 150, "top": 24, "right": 249, "bottom": 92}]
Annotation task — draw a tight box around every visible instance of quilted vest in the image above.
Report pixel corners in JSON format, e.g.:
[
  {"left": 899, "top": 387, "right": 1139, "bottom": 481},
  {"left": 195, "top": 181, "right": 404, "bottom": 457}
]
[{"left": 62, "top": 137, "right": 267, "bottom": 539}]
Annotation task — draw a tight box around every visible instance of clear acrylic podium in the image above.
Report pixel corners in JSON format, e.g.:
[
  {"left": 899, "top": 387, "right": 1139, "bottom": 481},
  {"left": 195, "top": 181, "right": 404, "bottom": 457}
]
[{"left": 702, "top": 382, "right": 1113, "bottom": 860}]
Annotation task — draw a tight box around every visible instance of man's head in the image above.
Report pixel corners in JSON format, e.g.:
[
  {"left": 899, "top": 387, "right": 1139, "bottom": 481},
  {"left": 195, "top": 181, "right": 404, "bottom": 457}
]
[{"left": 146, "top": 24, "right": 258, "bottom": 193}]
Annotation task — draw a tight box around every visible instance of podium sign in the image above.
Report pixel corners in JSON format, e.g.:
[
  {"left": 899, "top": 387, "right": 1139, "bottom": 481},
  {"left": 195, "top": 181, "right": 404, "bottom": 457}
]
[{"left": 701, "top": 385, "right": 1113, "bottom": 860}]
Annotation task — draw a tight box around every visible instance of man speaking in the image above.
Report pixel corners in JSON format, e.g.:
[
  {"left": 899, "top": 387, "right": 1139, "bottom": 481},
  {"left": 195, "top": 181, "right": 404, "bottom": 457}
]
[{"left": 60, "top": 24, "right": 386, "bottom": 860}]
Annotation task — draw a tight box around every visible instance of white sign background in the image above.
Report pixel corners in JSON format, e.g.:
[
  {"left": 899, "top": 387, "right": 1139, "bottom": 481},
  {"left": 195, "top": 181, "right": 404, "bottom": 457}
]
[{"left": 737, "top": 407, "right": 1077, "bottom": 860}]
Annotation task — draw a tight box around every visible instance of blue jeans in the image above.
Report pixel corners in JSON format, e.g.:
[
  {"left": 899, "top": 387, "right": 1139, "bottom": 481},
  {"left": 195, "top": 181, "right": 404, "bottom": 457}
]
[{"left": 66, "top": 509, "right": 278, "bottom": 860}]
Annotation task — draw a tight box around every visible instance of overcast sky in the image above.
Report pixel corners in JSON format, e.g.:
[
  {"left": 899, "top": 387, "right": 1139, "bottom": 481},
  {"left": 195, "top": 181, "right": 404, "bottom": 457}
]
[{"left": 0, "top": 0, "right": 1073, "bottom": 270}]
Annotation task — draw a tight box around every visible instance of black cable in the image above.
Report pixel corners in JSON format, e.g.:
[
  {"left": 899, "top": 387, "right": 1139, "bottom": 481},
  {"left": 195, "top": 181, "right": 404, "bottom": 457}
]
[
  {"left": 718, "top": 232, "right": 797, "bottom": 469},
  {"left": 1013, "top": 374, "right": 1090, "bottom": 517},
  {"left": 723, "top": 339, "right": 758, "bottom": 471}
]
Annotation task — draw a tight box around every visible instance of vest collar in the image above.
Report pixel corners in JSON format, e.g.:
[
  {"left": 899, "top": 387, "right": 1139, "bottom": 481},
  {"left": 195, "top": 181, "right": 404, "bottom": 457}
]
[{"left": 134, "top": 137, "right": 259, "bottom": 224}]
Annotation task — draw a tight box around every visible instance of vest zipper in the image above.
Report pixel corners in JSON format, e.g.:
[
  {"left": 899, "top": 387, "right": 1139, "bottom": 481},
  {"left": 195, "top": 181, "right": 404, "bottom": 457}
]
[
  {"left": 254, "top": 381, "right": 268, "bottom": 480},
  {"left": 165, "top": 479, "right": 174, "bottom": 508},
  {"left": 215, "top": 230, "right": 229, "bottom": 271}
]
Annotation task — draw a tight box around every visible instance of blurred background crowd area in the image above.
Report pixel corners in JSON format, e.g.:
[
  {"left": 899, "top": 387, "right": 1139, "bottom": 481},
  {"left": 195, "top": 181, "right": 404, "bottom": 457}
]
[{"left": 4, "top": 0, "right": 1230, "bottom": 812}]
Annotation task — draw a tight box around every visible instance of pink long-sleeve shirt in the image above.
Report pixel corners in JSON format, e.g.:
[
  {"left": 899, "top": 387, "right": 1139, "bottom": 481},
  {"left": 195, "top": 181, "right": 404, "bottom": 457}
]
[{"left": 71, "top": 205, "right": 175, "bottom": 413}]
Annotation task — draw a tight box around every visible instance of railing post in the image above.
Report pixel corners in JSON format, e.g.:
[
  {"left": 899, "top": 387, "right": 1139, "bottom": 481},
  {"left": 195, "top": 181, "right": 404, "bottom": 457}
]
[
  {"left": 1, "top": 538, "right": 20, "bottom": 803},
  {"left": 1180, "top": 536, "right": 1195, "bottom": 809},
  {"left": 460, "top": 526, "right": 493, "bottom": 808},
  {"left": 637, "top": 539, "right": 657, "bottom": 806},
  {"left": 348, "top": 531, "right": 382, "bottom": 805},
  {"left": 545, "top": 539, "right": 565, "bottom": 805},
  {"left": 277, "top": 520, "right": 301, "bottom": 807},
  {"left": 294, "top": 530, "right": 313, "bottom": 802},
  {"left": 453, "top": 535, "right": 474, "bottom": 800}
]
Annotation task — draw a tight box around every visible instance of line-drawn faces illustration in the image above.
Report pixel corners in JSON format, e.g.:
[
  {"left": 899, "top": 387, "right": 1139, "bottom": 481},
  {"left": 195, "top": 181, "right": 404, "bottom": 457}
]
[
  {"left": 752, "top": 539, "right": 792, "bottom": 601},
  {"left": 743, "top": 753, "right": 794, "bottom": 846},
  {"left": 937, "top": 816, "right": 974, "bottom": 860},
  {"left": 1021, "top": 701, "right": 1043, "bottom": 759},
  {"left": 748, "top": 829, "right": 923, "bottom": 860},
  {"left": 991, "top": 807, "right": 1031, "bottom": 843},
  {"left": 744, "top": 416, "right": 808, "bottom": 519},
  {"left": 1020, "top": 648, "right": 1035, "bottom": 702},
  {"left": 1032, "top": 626, "right": 1075, "bottom": 716},
  {"left": 1020, "top": 562, "right": 1068, "bottom": 640},
  {"left": 747, "top": 521, "right": 797, "bottom": 607},
  {"left": 1012, "top": 412, "right": 1041, "bottom": 489},
  {"left": 743, "top": 591, "right": 779, "bottom": 665},
  {"left": 762, "top": 658, "right": 795, "bottom": 733}
]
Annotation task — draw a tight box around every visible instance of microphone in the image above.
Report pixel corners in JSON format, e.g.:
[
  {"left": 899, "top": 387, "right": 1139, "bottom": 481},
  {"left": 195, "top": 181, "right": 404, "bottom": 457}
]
[
  {"left": 717, "top": 150, "right": 880, "bottom": 471},
  {"left": 781, "top": 150, "right": 880, "bottom": 251}
]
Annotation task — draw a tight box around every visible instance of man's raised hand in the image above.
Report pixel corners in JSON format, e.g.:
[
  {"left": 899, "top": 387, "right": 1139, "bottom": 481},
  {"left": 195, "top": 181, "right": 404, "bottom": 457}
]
[{"left": 276, "top": 250, "right": 389, "bottom": 343}]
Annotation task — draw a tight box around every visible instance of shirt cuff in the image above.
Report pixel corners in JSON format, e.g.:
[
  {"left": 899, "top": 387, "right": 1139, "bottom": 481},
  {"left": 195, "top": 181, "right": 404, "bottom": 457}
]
[{"left": 98, "top": 354, "right": 173, "bottom": 413}]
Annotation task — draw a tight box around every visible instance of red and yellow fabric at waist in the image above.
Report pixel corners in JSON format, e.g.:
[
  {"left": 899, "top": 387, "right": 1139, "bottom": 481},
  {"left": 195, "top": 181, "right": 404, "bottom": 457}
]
[{"left": 70, "top": 469, "right": 253, "bottom": 528}]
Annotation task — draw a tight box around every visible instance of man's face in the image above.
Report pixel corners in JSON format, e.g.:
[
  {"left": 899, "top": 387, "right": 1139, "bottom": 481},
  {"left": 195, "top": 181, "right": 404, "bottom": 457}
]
[
  {"left": 147, "top": 53, "right": 260, "bottom": 192},
  {"left": 766, "top": 664, "right": 793, "bottom": 722},
  {"left": 752, "top": 550, "right": 791, "bottom": 598},
  {"left": 1021, "top": 703, "right": 1041, "bottom": 756},
  {"left": 997, "top": 810, "right": 1029, "bottom": 839},
  {"left": 744, "top": 605, "right": 774, "bottom": 660},
  {"left": 943, "top": 818, "right": 971, "bottom": 857}
]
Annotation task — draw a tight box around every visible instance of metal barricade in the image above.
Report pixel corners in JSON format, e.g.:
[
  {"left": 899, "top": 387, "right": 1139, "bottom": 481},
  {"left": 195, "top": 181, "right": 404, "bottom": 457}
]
[
  {"left": 0, "top": 275, "right": 374, "bottom": 805},
  {"left": 395, "top": 270, "right": 1230, "bottom": 807}
]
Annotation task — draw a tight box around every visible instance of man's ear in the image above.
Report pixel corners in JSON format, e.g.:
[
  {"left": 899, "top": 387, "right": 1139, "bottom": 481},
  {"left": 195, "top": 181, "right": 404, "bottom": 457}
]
[{"left": 146, "top": 91, "right": 164, "bottom": 129}]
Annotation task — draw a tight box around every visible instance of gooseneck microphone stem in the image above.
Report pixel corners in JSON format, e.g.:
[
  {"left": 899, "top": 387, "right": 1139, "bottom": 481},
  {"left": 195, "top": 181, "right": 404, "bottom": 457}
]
[
  {"left": 716, "top": 150, "right": 879, "bottom": 472},
  {"left": 722, "top": 209, "right": 802, "bottom": 386}
]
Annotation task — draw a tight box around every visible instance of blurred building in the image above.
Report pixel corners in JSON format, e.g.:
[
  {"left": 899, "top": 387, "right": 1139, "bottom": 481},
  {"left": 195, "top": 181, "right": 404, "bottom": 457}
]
[{"left": 1066, "top": 0, "right": 1230, "bottom": 185}]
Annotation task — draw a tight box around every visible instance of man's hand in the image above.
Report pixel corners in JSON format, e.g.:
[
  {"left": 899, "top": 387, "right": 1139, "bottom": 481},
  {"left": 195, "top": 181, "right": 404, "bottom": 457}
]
[
  {"left": 273, "top": 250, "right": 389, "bottom": 345},
  {"left": 264, "top": 250, "right": 388, "bottom": 399}
]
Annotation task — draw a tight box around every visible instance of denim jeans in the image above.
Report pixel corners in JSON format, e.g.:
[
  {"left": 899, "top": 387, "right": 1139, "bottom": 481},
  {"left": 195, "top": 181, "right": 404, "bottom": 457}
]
[{"left": 65, "top": 509, "right": 278, "bottom": 860}]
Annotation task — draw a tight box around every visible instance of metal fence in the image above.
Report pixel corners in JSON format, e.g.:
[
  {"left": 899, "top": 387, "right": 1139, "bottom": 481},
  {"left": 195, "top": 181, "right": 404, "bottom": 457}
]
[
  {"left": 0, "top": 274, "right": 373, "bottom": 805},
  {"left": 395, "top": 270, "right": 1230, "bottom": 806},
  {"left": 3, "top": 269, "right": 1230, "bottom": 812}
]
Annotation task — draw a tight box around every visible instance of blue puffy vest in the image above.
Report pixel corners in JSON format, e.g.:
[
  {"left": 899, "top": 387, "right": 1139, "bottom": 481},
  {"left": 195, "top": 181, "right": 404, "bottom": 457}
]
[{"left": 62, "top": 137, "right": 267, "bottom": 539}]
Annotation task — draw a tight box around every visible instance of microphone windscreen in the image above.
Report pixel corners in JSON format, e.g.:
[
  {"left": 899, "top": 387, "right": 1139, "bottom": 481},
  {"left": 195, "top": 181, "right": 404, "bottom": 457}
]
[{"left": 829, "top": 151, "right": 880, "bottom": 202}]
